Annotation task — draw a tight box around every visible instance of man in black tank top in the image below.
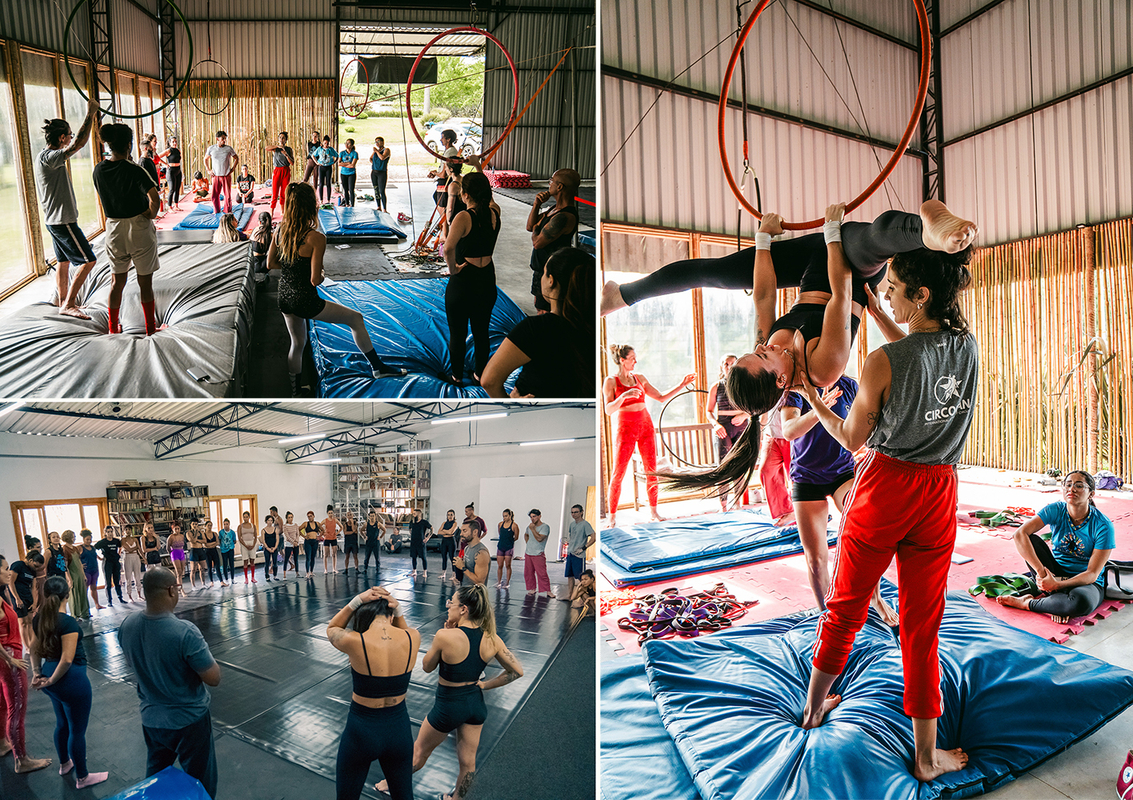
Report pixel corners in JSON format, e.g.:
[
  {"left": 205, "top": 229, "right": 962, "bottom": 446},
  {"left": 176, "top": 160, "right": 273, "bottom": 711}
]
[{"left": 527, "top": 168, "right": 580, "bottom": 312}]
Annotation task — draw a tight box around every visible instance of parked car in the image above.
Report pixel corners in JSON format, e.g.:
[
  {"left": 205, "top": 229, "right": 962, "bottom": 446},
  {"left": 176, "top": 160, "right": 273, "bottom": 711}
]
[{"left": 423, "top": 118, "right": 482, "bottom": 157}]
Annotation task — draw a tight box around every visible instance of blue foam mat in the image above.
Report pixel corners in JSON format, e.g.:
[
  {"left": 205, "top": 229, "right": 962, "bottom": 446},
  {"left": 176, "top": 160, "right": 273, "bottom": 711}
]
[
  {"left": 309, "top": 277, "right": 525, "bottom": 398},
  {"left": 172, "top": 202, "right": 254, "bottom": 230},
  {"left": 318, "top": 206, "right": 406, "bottom": 237},
  {"left": 107, "top": 766, "right": 211, "bottom": 800},
  {"left": 599, "top": 509, "right": 832, "bottom": 588},
  {"left": 608, "top": 582, "right": 1133, "bottom": 800}
]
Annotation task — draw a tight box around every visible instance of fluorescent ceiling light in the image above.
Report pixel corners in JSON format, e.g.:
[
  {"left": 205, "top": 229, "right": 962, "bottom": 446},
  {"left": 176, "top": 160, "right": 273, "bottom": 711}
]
[
  {"left": 519, "top": 438, "right": 576, "bottom": 447},
  {"left": 400, "top": 448, "right": 440, "bottom": 456},
  {"left": 431, "top": 412, "right": 509, "bottom": 425},
  {"left": 310, "top": 458, "right": 342, "bottom": 464},
  {"left": 0, "top": 401, "right": 25, "bottom": 419},
  {"left": 279, "top": 433, "right": 327, "bottom": 445}
]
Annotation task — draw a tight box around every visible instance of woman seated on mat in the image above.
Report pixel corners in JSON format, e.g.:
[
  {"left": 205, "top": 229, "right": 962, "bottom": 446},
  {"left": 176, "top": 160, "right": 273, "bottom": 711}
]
[
  {"left": 190, "top": 171, "right": 210, "bottom": 202},
  {"left": 235, "top": 164, "right": 256, "bottom": 206},
  {"left": 267, "top": 182, "right": 405, "bottom": 395},
  {"left": 481, "top": 247, "right": 595, "bottom": 398},
  {"left": 662, "top": 202, "right": 975, "bottom": 503},
  {"left": 997, "top": 470, "right": 1115, "bottom": 623},
  {"left": 328, "top": 586, "right": 419, "bottom": 800},
  {"left": 376, "top": 584, "right": 523, "bottom": 800},
  {"left": 211, "top": 213, "right": 247, "bottom": 244},
  {"left": 442, "top": 171, "right": 498, "bottom": 387},
  {"left": 248, "top": 212, "right": 272, "bottom": 281}
]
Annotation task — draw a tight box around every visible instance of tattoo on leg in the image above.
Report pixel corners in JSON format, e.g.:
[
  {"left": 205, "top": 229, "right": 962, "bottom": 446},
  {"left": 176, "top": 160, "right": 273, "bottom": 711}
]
[{"left": 457, "top": 771, "right": 476, "bottom": 798}]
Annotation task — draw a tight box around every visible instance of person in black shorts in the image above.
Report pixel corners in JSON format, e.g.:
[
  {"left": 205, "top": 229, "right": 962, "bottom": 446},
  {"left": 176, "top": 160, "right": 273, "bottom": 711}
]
[
  {"left": 267, "top": 182, "right": 405, "bottom": 394},
  {"left": 482, "top": 247, "right": 594, "bottom": 398},
  {"left": 526, "top": 168, "right": 580, "bottom": 312},
  {"left": 159, "top": 136, "right": 183, "bottom": 211},
  {"left": 235, "top": 164, "right": 257, "bottom": 206},
  {"left": 342, "top": 512, "right": 360, "bottom": 574}
]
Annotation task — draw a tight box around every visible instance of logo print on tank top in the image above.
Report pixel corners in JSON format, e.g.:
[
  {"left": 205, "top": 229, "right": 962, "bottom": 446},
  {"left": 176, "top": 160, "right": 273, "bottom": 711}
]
[{"left": 926, "top": 374, "right": 971, "bottom": 422}]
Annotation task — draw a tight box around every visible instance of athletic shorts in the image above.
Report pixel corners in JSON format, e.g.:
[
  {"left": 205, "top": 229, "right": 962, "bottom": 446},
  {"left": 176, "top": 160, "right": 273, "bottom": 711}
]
[
  {"left": 426, "top": 684, "right": 488, "bottom": 733},
  {"left": 170, "top": 548, "right": 185, "bottom": 561},
  {"left": 240, "top": 545, "right": 256, "bottom": 561},
  {"left": 791, "top": 470, "right": 856, "bottom": 503},
  {"left": 496, "top": 548, "right": 514, "bottom": 558},
  {"left": 565, "top": 553, "right": 585, "bottom": 578},
  {"left": 190, "top": 547, "right": 206, "bottom": 562},
  {"left": 105, "top": 214, "right": 160, "bottom": 276},
  {"left": 47, "top": 222, "right": 96, "bottom": 266},
  {"left": 324, "top": 540, "right": 338, "bottom": 549},
  {"left": 146, "top": 551, "right": 162, "bottom": 565},
  {"left": 343, "top": 536, "right": 359, "bottom": 555},
  {"left": 11, "top": 592, "right": 32, "bottom": 618}
]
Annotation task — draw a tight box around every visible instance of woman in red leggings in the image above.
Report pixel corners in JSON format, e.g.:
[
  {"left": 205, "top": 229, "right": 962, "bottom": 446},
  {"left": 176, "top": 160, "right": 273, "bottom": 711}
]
[
  {"left": 0, "top": 554, "right": 51, "bottom": 773},
  {"left": 603, "top": 344, "right": 695, "bottom": 528}
]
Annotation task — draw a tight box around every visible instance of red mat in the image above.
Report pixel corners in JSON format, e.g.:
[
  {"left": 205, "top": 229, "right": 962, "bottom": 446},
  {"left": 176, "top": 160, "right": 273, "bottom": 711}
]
[
  {"left": 486, "top": 169, "right": 530, "bottom": 189},
  {"left": 601, "top": 478, "right": 1133, "bottom": 656}
]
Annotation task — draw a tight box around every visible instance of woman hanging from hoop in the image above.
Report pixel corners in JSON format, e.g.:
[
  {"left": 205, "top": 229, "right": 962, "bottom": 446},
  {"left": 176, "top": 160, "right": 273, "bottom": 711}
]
[{"left": 603, "top": 345, "right": 696, "bottom": 528}]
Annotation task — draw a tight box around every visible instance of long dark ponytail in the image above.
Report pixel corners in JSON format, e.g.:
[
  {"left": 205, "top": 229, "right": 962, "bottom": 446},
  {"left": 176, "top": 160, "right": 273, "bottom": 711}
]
[{"left": 33, "top": 576, "right": 70, "bottom": 660}]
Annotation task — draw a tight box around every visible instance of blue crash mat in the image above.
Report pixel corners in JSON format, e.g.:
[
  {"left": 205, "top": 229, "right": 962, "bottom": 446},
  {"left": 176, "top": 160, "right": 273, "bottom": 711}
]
[
  {"left": 634, "top": 583, "right": 1133, "bottom": 800},
  {"left": 172, "top": 202, "right": 254, "bottom": 230},
  {"left": 309, "top": 277, "right": 525, "bottom": 398},
  {"left": 599, "top": 509, "right": 833, "bottom": 588},
  {"left": 107, "top": 766, "right": 211, "bottom": 799},
  {"left": 318, "top": 206, "right": 406, "bottom": 237}
]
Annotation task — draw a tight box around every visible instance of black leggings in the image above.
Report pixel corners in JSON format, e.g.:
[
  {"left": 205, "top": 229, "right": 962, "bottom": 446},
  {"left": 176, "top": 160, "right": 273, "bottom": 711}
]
[
  {"left": 440, "top": 537, "right": 456, "bottom": 571},
  {"left": 284, "top": 545, "right": 300, "bottom": 571},
  {"left": 104, "top": 560, "right": 122, "bottom": 602},
  {"left": 221, "top": 549, "right": 235, "bottom": 582},
  {"left": 446, "top": 261, "right": 497, "bottom": 380},
  {"left": 410, "top": 544, "right": 426, "bottom": 571},
  {"left": 341, "top": 173, "right": 356, "bottom": 206},
  {"left": 1025, "top": 533, "right": 1105, "bottom": 618},
  {"left": 167, "top": 165, "right": 182, "bottom": 205},
  {"left": 364, "top": 540, "right": 381, "bottom": 568},
  {"left": 336, "top": 701, "right": 413, "bottom": 800},
  {"left": 620, "top": 210, "right": 927, "bottom": 308},
  {"left": 371, "top": 170, "right": 388, "bottom": 209},
  {"left": 317, "top": 165, "right": 333, "bottom": 203},
  {"left": 304, "top": 540, "right": 319, "bottom": 573},
  {"left": 263, "top": 549, "right": 278, "bottom": 578},
  {"left": 205, "top": 549, "right": 222, "bottom": 581}
]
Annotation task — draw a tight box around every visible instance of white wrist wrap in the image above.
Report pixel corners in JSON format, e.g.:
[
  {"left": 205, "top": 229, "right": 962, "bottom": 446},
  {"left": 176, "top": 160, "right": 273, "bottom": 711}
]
[
  {"left": 348, "top": 596, "right": 364, "bottom": 611},
  {"left": 754, "top": 232, "right": 772, "bottom": 251},
  {"left": 823, "top": 220, "right": 842, "bottom": 245},
  {"left": 393, "top": 605, "right": 404, "bottom": 618}
]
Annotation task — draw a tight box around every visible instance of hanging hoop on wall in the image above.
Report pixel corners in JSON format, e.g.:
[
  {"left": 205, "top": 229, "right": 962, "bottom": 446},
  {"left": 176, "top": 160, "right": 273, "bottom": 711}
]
[
  {"left": 340, "top": 57, "right": 371, "bottom": 119},
  {"left": 405, "top": 26, "right": 518, "bottom": 163},
  {"left": 189, "top": 58, "right": 233, "bottom": 116},
  {"left": 62, "top": 0, "right": 193, "bottom": 119},
  {"left": 717, "top": 0, "right": 931, "bottom": 230}
]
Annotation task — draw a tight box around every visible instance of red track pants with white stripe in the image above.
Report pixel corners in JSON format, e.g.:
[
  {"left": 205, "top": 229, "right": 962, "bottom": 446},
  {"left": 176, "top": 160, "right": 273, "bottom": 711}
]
[{"left": 812, "top": 450, "right": 958, "bottom": 720}]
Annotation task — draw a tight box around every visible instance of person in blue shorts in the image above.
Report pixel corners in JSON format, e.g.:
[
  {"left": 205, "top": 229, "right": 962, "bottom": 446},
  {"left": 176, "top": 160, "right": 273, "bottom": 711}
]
[{"left": 564, "top": 505, "right": 595, "bottom": 601}]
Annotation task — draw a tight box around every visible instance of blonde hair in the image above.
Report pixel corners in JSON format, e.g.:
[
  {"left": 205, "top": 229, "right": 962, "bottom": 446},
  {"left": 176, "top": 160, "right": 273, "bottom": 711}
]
[
  {"left": 278, "top": 182, "right": 318, "bottom": 262},
  {"left": 457, "top": 584, "right": 496, "bottom": 637},
  {"left": 212, "top": 213, "right": 242, "bottom": 243}
]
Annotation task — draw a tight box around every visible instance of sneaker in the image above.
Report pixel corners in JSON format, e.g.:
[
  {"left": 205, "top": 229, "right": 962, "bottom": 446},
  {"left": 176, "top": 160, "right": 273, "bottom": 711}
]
[
  {"left": 373, "top": 367, "right": 408, "bottom": 379},
  {"left": 1119, "top": 750, "right": 1133, "bottom": 800},
  {"left": 397, "top": 212, "right": 412, "bottom": 223}
]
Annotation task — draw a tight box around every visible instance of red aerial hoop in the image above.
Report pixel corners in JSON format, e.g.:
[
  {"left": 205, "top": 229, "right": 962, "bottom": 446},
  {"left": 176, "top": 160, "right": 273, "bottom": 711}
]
[
  {"left": 340, "top": 57, "right": 371, "bottom": 119},
  {"left": 718, "top": 0, "right": 931, "bottom": 230},
  {"left": 405, "top": 26, "right": 519, "bottom": 163}
]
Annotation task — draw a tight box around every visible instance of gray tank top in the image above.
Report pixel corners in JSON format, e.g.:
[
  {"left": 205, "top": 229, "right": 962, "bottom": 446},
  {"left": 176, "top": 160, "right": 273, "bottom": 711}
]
[
  {"left": 462, "top": 541, "right": 489, "bottom": 584},
  {"left": 867, "top": 331, "right": 979, "bottom": 465}
]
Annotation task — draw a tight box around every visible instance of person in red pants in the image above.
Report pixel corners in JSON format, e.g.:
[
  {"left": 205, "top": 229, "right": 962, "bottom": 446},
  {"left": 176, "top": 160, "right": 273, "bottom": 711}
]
[
  {"left": 602, "top": 344, "right": 695, "bottom": 527},
  {"left": 758, "top": 407, "right": 793, "bottom": 523},
  {"left": 267, "top": 131, "right": 294, "bottom": 216},
  {"left": 205, "top": 130, "right": 238, "bottom": 215},
  {"left": 797, "top": 245, "right": 979, "bottom": 783}
]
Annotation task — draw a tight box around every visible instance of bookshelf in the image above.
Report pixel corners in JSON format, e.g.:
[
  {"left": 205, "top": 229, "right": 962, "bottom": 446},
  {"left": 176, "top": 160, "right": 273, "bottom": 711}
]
[
  {"left": 332, "top": 441, "right": 431, "bottom": 527},
  {"left": 106, "top": 480, "right": 210, "bottom": 537}
]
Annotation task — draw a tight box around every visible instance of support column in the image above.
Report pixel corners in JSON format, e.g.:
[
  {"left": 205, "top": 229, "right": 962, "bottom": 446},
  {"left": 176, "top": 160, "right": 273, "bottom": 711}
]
[
  {"left": 160, "top": 0, "right": 178, "bottom": 139},
  {"left": 920, "top": 0, "right": 944, "bottom": 201},
  {"left": 88, "top": 0, "right": 115, "bottom": 111}
]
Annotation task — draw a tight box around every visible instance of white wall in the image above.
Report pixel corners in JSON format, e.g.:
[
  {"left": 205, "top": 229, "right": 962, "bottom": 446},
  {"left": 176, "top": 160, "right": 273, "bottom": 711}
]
[{"left": 0, "top": 433, "right": 331, "bottom": 560}]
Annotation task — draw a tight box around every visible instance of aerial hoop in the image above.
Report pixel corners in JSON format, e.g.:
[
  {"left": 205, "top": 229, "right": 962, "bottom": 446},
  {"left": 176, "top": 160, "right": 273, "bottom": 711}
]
[
  {"left": 340, "top": 57, "right": 371, "bottom": 118},
  {"left": 189, "top": 58, "right": 233, "bottom": 116},
  {"left": 718, "top": 0, "right": 931, "bottom": 230},
  {"left": 63, "top": 0, "right": 193, "bottom": 120},
  {"left": 406, "top": 26, "right": 518, "bottom": 163}
]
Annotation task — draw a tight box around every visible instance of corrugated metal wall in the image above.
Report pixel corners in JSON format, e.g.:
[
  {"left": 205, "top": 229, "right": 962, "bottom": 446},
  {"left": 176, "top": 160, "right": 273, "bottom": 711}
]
[
  {"left": 175, "top": 21, "right": 335, "bottom": 78},
  {"left": 941, "top": 0, "right": 1133, "bottom": 244},
  {"left": 112, "top": 0, "right": 161, "bottom": 78},
  {"left": 602, "top": 0, "right": 922, "bottom": 235},
  {"left": 1, "top": 0, "right": 92, "bottom": 57}
]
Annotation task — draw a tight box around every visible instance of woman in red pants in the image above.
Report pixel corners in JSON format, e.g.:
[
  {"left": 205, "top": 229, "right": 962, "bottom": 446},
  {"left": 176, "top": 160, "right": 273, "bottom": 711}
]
[{"left": 603, "top": 344, "right": 695, "bottom": 528}]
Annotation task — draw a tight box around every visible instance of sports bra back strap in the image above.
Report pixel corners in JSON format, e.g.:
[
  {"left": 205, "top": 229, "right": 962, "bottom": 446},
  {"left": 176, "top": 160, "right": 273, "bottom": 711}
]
[
  {"left": 404, "top": 629, "right": 413, "bottom": 672},
  {"left": 360, "top": 633, "right": 372, "bottom": 676}
]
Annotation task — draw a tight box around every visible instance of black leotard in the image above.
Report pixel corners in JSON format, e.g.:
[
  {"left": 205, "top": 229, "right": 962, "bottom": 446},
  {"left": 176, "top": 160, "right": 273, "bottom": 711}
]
[{"left": 278, "top": 252, "right": 326, "bottom": 319}]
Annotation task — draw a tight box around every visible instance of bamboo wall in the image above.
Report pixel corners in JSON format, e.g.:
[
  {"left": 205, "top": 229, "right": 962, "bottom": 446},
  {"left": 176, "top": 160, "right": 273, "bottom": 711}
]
[
  {"left": 962, "top": 218, "right": 1133, "bottom": 477},
  {"left": 175, "top": 79, "right": 335, "bottom": 186}
]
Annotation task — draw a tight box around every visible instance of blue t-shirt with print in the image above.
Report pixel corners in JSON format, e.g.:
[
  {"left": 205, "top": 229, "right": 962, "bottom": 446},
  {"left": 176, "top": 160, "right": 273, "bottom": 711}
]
[
  {"left": 1037, "top": 501, "right": 1116, "bottom": 586},
  {"left": 315, "top": 146, "right": 337, "bottom": 167},
  {"left": 218, "top": 527, "right": 236, "bottom": 553},
  {"left": 338, "top": 149, "right": 359, "bottom": 175}
]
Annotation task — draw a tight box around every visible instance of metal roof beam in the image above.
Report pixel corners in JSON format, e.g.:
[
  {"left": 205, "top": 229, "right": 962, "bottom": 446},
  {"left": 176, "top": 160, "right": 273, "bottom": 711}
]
[
  {"left": 286, "top": 425, "right": 418, "bottom": 463},
  {"left": 154, "top": 404, "right": 283, "bottom": 459},
  {"left": 790, "top": 0, "right": 917, "bottom": 51}
]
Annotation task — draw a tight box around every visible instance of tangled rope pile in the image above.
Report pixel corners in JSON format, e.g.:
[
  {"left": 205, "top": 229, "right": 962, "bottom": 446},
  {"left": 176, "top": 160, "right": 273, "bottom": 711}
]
[{"left": 616, "top": 584, "right": 758, "bottom": 644}]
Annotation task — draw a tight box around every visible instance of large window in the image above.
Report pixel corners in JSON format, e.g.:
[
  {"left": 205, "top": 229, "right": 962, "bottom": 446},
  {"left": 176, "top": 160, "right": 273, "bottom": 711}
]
[
  {"left": 22, "top": 51, "right": 59, "bottom": 260},
  {"left": 11, "top": 498, "right": 107, "bottom": 557},
  {"left": 207, "top": 495, "right": 257, "bottom": 533},
  {"left": 0, "top": 45, "right": 34, "bottom": 296}
]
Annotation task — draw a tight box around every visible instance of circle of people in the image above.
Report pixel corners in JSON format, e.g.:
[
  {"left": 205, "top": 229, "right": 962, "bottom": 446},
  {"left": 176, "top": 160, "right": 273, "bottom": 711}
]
[
  {"left": 33, "top": 103, "right": 593, "bottom": 397},
  {"left": 0, "top": 502, "right": 595, "bottom": 798}
]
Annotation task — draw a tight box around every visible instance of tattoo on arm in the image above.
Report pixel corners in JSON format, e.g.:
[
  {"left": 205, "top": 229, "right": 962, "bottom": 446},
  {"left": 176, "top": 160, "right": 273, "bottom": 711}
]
[
  {"left": 327, "top": 627, "right": 347, "bottom": 647},
  {"left": 867, "top": 411, "right": 879, "bottom": 428},
  {"left": 542, "top": 213, "right": 572, "bottom": 241},
  {"left": 66, "top": 113, "right": 96, "bottom": 155}
]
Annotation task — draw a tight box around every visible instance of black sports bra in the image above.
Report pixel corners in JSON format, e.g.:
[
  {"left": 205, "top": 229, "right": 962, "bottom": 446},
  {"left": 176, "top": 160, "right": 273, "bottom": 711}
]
[
  {"left": 767, "top": 303, "right": 861, "bottom": 387},
  {"left": 454, "top": 206, "right": 500, "bottom": 263},
  {"left": 439, "top": 627, "right": 488, "bottom": 682},
  {"left": 352, "top": 628, "right": 413, "bottom": 699}
]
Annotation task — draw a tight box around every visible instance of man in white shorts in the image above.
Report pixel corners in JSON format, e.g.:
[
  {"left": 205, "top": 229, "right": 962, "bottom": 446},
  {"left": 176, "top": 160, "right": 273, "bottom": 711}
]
[
  {"left": 91, "top": 123, "right": 161, "bottom": 335},
  {"left": 237, "top": 510, "right": 258, "bottom": 583}
]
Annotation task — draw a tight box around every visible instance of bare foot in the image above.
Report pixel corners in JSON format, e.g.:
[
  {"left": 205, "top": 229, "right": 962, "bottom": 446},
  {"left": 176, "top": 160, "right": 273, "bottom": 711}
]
[
  {"left": 59, "top": 759, "right": 74, "bottom": 775},
  {"left": 872, "top": 596, "right": 900, "bottom": 627},
  {"left": 995, "top": 593, "right": 1033, "bottom": 611},
  {"left": 76, "top": 771, "right": 109, "bottom": 788},
  {"left": 913, "top": 747, "right": 968, "bottom": 782},
  {"left": 606, "top": 516, "right": 617, "bottom": 528},
  {"left": 601, "top": 280, "right": 627, "bottom": 315},
  {"left": 800, "top": 693, "right": 841, "bottom": 729},
  {"left": 59, "top": 305, "right": 92, "bottom": 320},
  {"left": 774, "top": 513, "right": 796, "bottom": 527},
  {"left": 920, "top": 200, "right": 977, "bottom": 253},
  {"left": 375, "top": 779, "right": 390, "bottom": 795},
  {"left": 0, "top": 739, "right": 10, "bottom": 756},
  {"left": 1050, "top": 614, "right": 1070, "bottom": 624},
  {"left": 14, "top": 756, "right": 51, "bottom": 773}
]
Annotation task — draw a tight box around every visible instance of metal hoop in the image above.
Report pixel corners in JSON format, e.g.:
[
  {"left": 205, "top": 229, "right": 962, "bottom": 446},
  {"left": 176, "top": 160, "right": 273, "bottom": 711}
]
[
  {"left": 717, "top": 0, "right": 931, "bottom": 230},
  {"left": 189, "top": 58, "right": 233, "bottom": 116},
  {"left": 340, "top": 57, "right": 371, "bottom": 118},
  {"left": 63, "top": 0, "right": 193, "bottom": 120},
  {"left": 405, "top": 26, "right": 518, "bottom": 163},
  {"left": 657, "top": 388, "right": 712, "bottom": 469}
]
